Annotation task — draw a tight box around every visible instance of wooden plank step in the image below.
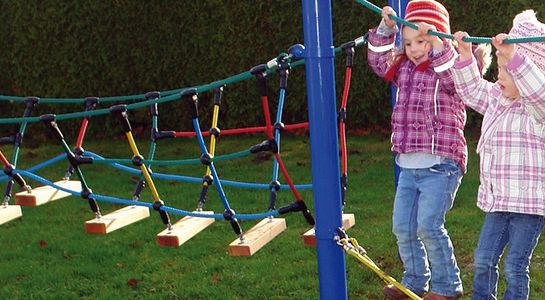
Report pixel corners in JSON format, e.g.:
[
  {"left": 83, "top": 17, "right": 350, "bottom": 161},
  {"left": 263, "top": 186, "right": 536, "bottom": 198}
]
[
  {"left": 15, "top": 180, "right": 80, "bottom": 206},
  {"left": 156, "top": 211, "right": 215, "bottom": 247},
  {"left": 85, "top": 205, "right": 150, "bottom": 234},
  {"left": 0, "top": 205, "right": 22, "bottom": 225},
  {"left": 302, "top": 213, "right": 355, "bottom": 247},
  {"left": 228, "top": 218, "right": 287, "bottom": 257}
]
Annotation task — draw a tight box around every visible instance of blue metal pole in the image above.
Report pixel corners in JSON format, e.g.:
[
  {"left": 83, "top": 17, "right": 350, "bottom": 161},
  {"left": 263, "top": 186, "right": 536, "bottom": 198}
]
[
  {"left": 388, "top": 0, "right": 409, "bottom": 190},
  {"left": 301, "top": 1, "right": 347, "bottom": 299}
]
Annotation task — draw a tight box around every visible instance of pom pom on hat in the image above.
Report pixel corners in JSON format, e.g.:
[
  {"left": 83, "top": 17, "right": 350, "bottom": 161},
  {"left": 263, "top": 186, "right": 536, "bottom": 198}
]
[
  {"left": 509, "top": 10, "right": 545, "bottom": 72},
  {"left": 405, "top": 0, "right": 450, "bottom": 34}
]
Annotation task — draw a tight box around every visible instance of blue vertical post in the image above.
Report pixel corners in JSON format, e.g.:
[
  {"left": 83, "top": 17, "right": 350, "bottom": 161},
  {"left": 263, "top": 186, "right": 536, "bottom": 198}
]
[
  {"left": 388, "top": 0, "right": 409, "bottom": 189},
  {"left": 301, "top": 1, "right": 347, "bottom": 299}
]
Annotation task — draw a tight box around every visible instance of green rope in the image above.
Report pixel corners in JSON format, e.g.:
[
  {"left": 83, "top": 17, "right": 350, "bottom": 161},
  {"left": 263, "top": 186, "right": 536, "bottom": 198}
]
[
  {"left": 355, "top": 0, "right": 545, "bottom": 44},
  {"left": 92, "top": 149, "right": 252, "bottom": 167},
  {"left": 0, "top": 33, "right": 366, "bottom": 124}
]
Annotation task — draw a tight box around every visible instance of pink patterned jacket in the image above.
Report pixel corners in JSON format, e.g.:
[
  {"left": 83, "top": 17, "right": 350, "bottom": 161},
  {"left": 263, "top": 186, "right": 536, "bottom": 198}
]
[
  {"left": 367, "top": 28, "right": 467, "bottom": 172},
  {"left": 453, "top": 54, "right": 545, "bottom": 216}
]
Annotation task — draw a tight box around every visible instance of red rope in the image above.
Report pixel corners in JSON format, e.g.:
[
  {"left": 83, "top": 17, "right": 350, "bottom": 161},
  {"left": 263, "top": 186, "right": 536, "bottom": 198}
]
[
  {"left": 339, "top": 67, "right": 352, "bottom": 175},
  {"left": 274, "top": 152, "right": 302, "bottom": 201},
  {"left": 76, "top": 118, "right": 89, "bottom": 148},
  {"left": 0, "top": 150, "right": 10, "bottom": 167},
  {"left": 261, "top": 95, "right": 274, "bottom": 140},
  {"left": 173, "top": 122, "right": 308, "bottom": 138}
]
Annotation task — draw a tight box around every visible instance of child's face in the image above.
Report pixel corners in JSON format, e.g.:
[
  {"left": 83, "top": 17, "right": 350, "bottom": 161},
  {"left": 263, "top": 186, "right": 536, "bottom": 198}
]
[
  {"left": 402, "top": 26, "right": 432, "bottom": 65},
  {"left": 497, "top": 55, "right": 520, "bottom": 100}
]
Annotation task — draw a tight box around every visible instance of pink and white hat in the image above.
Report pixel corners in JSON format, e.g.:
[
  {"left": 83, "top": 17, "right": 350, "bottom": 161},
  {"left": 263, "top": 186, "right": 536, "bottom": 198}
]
[
  {"left": 509, "top": 10, "right": 545, "bottom": 72},
  {"left": 405, "top": 0, "right": 450, "bottom": 34}
]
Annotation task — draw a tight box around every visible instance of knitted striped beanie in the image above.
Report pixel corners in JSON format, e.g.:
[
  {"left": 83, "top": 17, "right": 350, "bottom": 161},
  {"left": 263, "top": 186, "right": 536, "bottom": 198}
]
[{"left": 405, "top": 0, "right": 450, "bottom": 34}]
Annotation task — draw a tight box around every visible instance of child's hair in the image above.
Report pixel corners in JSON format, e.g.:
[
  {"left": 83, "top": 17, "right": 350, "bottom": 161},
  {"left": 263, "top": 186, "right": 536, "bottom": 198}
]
[
  {"left": 473, "top": 43, "right": 492, "bottom": 75},
  {"left": 509, "top": 10, "right": 545, "bottom": 72}
]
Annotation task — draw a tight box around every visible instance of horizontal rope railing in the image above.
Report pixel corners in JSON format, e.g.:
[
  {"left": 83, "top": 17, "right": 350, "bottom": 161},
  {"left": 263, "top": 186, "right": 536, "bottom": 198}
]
[{"left": 355, "top": 0, "right": 545, "bottom": 44}]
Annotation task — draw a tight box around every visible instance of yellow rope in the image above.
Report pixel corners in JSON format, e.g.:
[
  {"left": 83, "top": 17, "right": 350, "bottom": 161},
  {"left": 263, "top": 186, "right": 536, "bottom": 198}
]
[
  {"left": 337, "top": 234, "right": 422, "bottom": 300},
  {"left": 125, "top": 131, "right": 161, "bottom": 202}
]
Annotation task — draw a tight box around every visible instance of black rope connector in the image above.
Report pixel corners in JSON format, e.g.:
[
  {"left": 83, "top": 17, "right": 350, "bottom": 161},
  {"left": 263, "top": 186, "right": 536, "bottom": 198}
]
[
  {"left": 223, "top": 209, "right": 242, "bottom": 236},
  {"left": 2, "top": 166, "right": 28, "bottom": 190},
  {"left": 110, "top": 105, "right": 132, "bottom": 133},
  {"left": 84, "top": 97, "right": 99, "bottom": 118},
  {"left": 269, "top": 180, "right": 281, "bottom": 192},
  {"left": 132, "top": 155, "right": 144, "bottom": 166},
  {"left": 0, "top": 136, "right": 16, "bottom": 146},
  {"left": 278, "top": 200, "right": 315, "bottom": 225},
  {"left": 338, "top": 107, "right": 347, "bottom": 122},
  {"left": 250, "top": 64, "right": 268, "bottom": 97},
  {"left": 200, "top": 153, "right": 213, "bottom": 166},
  {"left": 182, "top": 88, "right": 199, "bottom": 119},
  {"left": 151, "top": 128, "right": 175, "bottom": 142},
  {"left": 209, "top": 127, "right": 221, "bottom": 137},
  {"left": 146, "top": 91, "right": 161, "bottom": 117},
  {"left": 23, "top": 96, "right": 39, "bottom": 118},
  {"left": 132, "top": 179, "right": 145, "bottom": 200},
  {"left": 250, "top": 139, "right": 278, "bottom": 154},
  {"left": 74, "top": 146, "right": 84, "bottom": 156},
  {"left": 40, "top": 114, "right": 64, "bottom": 141},
  {"left": 203, "top": 175, "right": 213, "bottom": 185},
  {"left": 3, "top": 164, "right": 14, "bottom": 176},
  {"left": 67, "top": 152, "right": 94, "bottom": 168},
  {"left": 268, "top": 180, "right": 281, "bottom": 211},
  {"left": 152, "top": 200, "right": 171, "bottom": 226},
  {"left": 145, "top": 91, "right": 160, "bottom": 101},
  {"left": 341, "top": 40, "right": 356, "bottom": 67},
  {"left": 277, "top": 61, "right": 290, "bottom": 89},
  {"left": 213, "top": 86, "right": 223, "bottom": 106},
  {"left": 196, "top": 175, "right": 214, "bottom": 210},
  {"left": 81, "top": 188, "right": 93, "bottom": 199},
  {"left": 273, "top": 122, "right": 285, "bottom": 131}
]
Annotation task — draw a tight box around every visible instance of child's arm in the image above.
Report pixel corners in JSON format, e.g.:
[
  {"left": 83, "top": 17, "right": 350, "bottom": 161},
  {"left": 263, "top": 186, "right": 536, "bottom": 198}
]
[
  {"left": 367, "top": 7, "right": 397, "bottom": 80},
  {"left": 509, "top": 55, "right": 545, "bottom": 122},
  {"left": 450, "top": 32, "right": 494, "bottom": 115},
  {"left": 495, "top": 33, "right": 545, "bottom": 122}
]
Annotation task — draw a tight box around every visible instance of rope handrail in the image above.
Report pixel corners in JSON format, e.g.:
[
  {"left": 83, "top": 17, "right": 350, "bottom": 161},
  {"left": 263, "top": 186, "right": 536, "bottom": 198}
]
[
  {"left": 0, "top": 35, "right": 366, "bottom": 107},
  {"left": 355, "top": 0, "right": 545, "bottom": 44}
]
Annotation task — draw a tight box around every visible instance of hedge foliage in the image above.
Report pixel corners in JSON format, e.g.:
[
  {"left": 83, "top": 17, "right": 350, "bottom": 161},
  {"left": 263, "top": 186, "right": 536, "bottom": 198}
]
[{"left": 0, "top": 1, "right": 544, "bottom": 141}]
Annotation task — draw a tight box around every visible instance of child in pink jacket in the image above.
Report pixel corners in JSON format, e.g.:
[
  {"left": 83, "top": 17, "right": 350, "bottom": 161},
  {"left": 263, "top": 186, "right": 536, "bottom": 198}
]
[{"left": 452, "top": 10, "right": 545, "bottom": 300}]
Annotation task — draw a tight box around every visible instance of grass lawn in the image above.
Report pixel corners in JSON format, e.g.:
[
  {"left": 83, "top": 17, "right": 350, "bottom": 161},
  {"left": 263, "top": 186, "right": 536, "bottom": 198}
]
[{"left": 0, "top": 134, "right": 544, "bottom": 299}]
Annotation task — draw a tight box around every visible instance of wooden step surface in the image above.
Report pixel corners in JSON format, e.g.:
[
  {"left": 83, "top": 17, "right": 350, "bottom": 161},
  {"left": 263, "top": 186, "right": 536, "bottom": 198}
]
[
  {"left": 302, "top": 213, "right": 355, "bottom": 247},
  {"left": 85, "top": 205, "right": 150, "bottom": 234},
  {"left": 156, "top": 211, "right": 215, "bottom": 247},
  {"left": 228, "top": 218, "right": 287, "bottom": 257},
  {"left": 15, "top": 180, "right": 80, "bottom": 206},
  {"left": 0, "top": 205, "right": 22, "bottom": 225}
]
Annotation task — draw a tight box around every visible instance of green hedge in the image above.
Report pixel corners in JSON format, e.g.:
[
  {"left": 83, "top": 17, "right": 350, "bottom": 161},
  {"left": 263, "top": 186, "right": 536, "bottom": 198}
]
[{"left": 0, "top": 1, "right": 544, "bottom": 141}]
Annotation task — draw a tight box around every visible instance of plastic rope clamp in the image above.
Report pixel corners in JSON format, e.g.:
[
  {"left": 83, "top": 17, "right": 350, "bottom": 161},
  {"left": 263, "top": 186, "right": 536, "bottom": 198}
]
[
  {"left": 182, "top": 88, "right": 199, "bottom": 119},
  {"left": 110, "top": 105, "right": 132, "bottom": 133}
]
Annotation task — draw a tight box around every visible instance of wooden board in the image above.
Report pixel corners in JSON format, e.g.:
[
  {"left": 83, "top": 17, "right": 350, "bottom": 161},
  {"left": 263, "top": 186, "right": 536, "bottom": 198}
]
[
  {"left": 302, "top": 213, "right": 355, "bottom": 247},
  {"left": 0, "top": 205, "right": 22, "bottom": 225},
  {"left": 85, "top": 205, "right": 150, "bottom": 234},
  {"left": 15, "top": 180, "right": 80, "bottom": 206},
  {"left": 156, "top": 211, "right": 215, "bottom": 247},
  {"left": 228, "top": 218, "right": 287, "bottom": 257}
]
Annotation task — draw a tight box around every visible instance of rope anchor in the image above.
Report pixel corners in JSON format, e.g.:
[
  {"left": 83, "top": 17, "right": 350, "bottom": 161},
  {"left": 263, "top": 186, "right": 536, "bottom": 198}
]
[{"left": 335, "top": 228, "right": 423, "bottom": 300}]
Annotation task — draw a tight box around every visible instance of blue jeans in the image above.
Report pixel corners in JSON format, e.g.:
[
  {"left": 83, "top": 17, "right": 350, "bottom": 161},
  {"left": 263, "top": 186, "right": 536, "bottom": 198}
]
[
  {"left": 472, "top": 212, "right": 545, "bottom": 300},
  {"left": 392, "top": 160, "right": 463, "bottom": 297}
]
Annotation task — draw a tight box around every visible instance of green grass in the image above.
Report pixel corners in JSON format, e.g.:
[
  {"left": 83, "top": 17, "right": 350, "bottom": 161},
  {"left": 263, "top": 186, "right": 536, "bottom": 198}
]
[{"left": 0, "top": 134, "right": 544, "bottom": 299}]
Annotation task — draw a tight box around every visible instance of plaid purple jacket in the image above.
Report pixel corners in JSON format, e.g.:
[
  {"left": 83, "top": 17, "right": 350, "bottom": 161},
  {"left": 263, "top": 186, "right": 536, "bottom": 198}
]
[
  {"left": 452, "top": 54, "right": 545, "bottom": 216},
  {"left": 367, "top": 29, "right": 467, "bottom": 172}
]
